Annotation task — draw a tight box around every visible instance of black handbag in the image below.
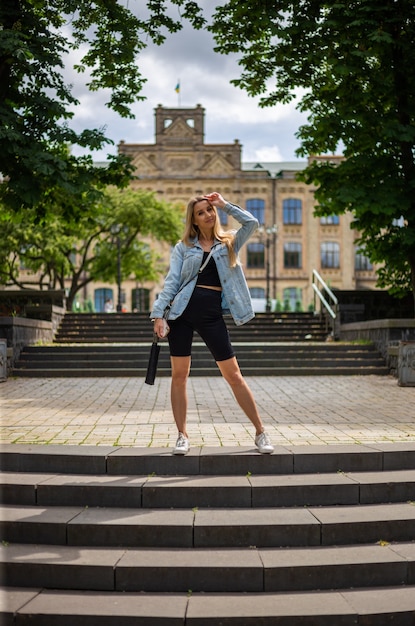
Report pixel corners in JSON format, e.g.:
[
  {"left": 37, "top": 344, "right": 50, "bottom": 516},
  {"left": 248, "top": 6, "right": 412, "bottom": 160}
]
[{"left": 145, "top": 333, "right": 161, "bottom": 385}]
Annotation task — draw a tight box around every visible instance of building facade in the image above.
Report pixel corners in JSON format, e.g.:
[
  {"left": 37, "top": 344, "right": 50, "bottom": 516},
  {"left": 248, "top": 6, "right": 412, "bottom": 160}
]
[{"left": 110, "top": 104, "right": 378, "bottom": 314}]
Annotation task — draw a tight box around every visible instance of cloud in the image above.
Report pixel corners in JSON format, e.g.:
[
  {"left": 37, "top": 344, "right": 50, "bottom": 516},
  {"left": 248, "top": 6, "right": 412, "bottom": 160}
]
[{"left": 66, "top": 2, "right": 308, "bottom": 163}]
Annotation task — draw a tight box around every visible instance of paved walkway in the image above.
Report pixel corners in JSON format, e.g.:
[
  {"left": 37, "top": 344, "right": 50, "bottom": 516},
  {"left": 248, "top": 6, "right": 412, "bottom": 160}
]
[{"left": 1, "top": 375, "right": 414, "bottom": 449}]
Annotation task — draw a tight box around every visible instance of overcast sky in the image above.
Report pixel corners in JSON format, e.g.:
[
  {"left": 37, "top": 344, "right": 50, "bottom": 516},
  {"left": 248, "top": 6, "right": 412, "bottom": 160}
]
[{"left": 68, "top": 2, "right": 309, "bottom": 164}]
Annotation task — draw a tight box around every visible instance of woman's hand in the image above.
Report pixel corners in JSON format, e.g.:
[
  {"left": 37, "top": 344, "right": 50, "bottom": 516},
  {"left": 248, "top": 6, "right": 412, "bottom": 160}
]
[
  {"left": 153, "top": 318, "right": 169, "bottom": 339},
  {"left": 204, "top": 192, "right": 226, "bottom": 209}
]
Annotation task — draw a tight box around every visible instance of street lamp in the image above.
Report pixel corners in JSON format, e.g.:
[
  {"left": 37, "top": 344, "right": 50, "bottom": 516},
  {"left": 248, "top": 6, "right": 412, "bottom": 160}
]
[
  {"left": 110, "top": 224, "right": 123, "bottom": 313},
  {"left": 257, "top": 225, "right": 278, "bottom": 313}
]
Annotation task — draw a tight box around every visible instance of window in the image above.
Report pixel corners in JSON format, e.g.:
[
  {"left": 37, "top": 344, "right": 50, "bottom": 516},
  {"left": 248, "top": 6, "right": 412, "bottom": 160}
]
[
  {"left": 250, "top": 287, "right": 265, "bottom": 299},
  {"left": 247, "top": 242, "right": 265, "bottom": 268},
  {"left": 283, "top": 287, "right": 302, "bottom": 312},
  {"left": 393, "top": 216, "right": 405, "bottom": 227},
  {"left": 321, "top": 242, "right": 340, "bottom": 269},
  {"left": 217, "top": 207, "right": 228, "bottom": 225},
  {"left": 320, "top": 215, "right": 340, "bottom": 225},
  {"left": 284, "top": 242, "right": 302, "bottom": 268},
  {"left": 246, "top": 199, "right": 265, "bottom": 225},
  {"left": 132, "top": 287, "right": 150, "bottom": 311},
  {"left": 94, "top": 288, "right": 114, "bottom": 313},
  {"left": 283, "top": 198, "right": 302, "bottom": 224},
  {"left": 355, "top": 249, "right": 373, "bottom": 271}
]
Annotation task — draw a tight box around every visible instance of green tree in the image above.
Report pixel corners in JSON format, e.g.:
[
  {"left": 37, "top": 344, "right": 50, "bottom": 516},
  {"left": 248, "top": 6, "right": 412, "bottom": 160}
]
[
  {"left": 0, "top": 0, "right": 203, "bottom": 212},
  {"left": 203, "top": 0, "right": 415, "bottom": 311},
  {"left": 0, "top": 188, "right": 183, "bottom": 310}
]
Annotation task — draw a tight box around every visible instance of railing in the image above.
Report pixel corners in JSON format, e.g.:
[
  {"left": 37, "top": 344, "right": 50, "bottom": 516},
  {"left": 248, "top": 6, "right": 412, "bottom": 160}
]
[{"left": 312, "top": 270, "right": 340, "bottom": 339}]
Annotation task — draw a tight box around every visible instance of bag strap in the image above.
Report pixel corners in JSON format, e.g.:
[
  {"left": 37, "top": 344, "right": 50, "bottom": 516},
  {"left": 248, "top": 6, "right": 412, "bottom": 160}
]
[{"left": 164, "top": 247, "right": 215, "bottom": 318}]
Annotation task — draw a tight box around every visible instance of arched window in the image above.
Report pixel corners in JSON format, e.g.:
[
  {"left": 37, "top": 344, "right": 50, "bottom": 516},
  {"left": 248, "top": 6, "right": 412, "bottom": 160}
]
[
  {"left": 284, "top": 242, "right": 302, "bottom": 268},
  {"left": 246, "top": 199, "right": 265, "bottom": 224},
  {"left": 283, "top": 198, "right": 302, "bottom": 224},
  {"left": 247, "top": 243, "right": 265, "bottom": 268},
  {"left": 321, "top": 242, "right": 340, "bottom": 269}
]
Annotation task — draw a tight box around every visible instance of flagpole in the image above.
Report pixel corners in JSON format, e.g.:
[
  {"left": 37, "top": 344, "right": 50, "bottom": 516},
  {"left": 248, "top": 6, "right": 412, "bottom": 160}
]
[{"left": 175, "top": 79, "right": 181, "bottom": 107}]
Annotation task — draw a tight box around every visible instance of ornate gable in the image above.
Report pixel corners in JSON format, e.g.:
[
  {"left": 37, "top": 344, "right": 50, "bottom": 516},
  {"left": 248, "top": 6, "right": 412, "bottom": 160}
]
[
  {"left": 131, "top": 154, "right": 159, "bottom": 176},
  {"left": 199, "top": 154, "right": 237, "bottom": 176},
  {"left": 163, "top": 118, "right": 195, "bottom": 142}
]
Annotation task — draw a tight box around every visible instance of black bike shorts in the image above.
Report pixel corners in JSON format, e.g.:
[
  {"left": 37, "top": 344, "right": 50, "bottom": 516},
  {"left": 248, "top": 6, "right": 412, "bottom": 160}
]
[{"left": 167, "top": 286, "right": 235, "bottom": 362}]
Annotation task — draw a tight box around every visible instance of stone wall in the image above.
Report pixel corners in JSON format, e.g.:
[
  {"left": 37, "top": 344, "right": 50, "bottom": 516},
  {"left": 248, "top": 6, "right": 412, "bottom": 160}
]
[
  {"left": 340, "top": 318, "right": 415, "bottom": 375},
  {"left": 0, "top": 305, "right": 65, "bottom": 374}
]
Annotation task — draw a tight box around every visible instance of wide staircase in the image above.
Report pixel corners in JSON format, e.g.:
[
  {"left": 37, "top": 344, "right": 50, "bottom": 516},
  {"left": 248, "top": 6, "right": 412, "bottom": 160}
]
[
  {"left": 13, "top": 312, "right": 389, "bottom": 377},
  {"left": 1, "top": 443, "right": 415, "bottom": 624}
]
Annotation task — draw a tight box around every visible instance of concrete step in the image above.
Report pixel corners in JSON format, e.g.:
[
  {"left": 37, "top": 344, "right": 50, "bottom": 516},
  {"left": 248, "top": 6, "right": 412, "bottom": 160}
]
[
  {"left": 1, "top": 542, "right": 414, "bottom": 592},
  {"left": 13, "top": 365, "right": 389, "bottom": 378},
  {"left": 18, "top": 343, "right": 382, "bottom": 354},
  {"left": 54, "top": 332, "right": 330, "bottom": 343},
  {"left": 54, "top": 312, "right": 330, "bottom": 345},
  {"left": 2, "top": 470, "right": 415, "bottom": 508},
  {"left": 2, "top": 501, "right": 415, "bottom": 548},
  {"left": 2, "top": 585, "right": 415, "bottom": 624},
  {"left": 1, "top": 444, "right": 415, "bottom": 625},
  {"left": 13, "top": 337, "right": 389, "bottom": 376},
  {"left": 2, "top": 443, "right": 415, "bottom": 475},
  {"left": 3, "top": 444, "right": 415, "bottom": 476}
]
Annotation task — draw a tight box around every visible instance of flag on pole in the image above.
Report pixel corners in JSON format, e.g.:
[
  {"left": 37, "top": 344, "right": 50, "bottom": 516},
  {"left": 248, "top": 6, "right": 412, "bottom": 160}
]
[{"left": 175, "top": 81, "right": 180, "bottom": 93}]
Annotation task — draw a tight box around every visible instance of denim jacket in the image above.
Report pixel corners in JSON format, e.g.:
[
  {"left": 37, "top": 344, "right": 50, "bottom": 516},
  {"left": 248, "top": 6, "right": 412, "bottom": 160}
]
[{"left": 150, "top": 202, "right": 258, "bottom": 326}]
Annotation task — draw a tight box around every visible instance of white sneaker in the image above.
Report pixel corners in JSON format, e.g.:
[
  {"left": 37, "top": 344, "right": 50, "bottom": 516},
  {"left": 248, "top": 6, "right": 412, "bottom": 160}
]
[
  {"left": 255, "top": 431, "right": 274, "bottom": 454},
  {"left": 173, "top": 433, "right": 189, "bottom": 455}
]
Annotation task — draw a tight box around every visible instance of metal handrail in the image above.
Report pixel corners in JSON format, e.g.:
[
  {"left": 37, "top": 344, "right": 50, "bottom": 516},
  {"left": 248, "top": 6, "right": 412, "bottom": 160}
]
[{"left": 312, "top": 269, "right": 339, "bottom": 338}]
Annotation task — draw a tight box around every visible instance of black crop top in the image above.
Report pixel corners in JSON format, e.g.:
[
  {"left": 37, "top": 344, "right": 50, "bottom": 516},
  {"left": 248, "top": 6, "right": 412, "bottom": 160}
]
[{"left": 196, "top": 251, "right": 222, "bottom": 287}]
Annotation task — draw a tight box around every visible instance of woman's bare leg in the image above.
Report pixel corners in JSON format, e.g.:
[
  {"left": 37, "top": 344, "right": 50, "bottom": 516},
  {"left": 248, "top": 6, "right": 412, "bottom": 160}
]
[
  {"left": 216, "top": 357, "right": 265, "bottom": 435},
  {"left": 170, "top": 355, "right": 191, "bottom": 437}
]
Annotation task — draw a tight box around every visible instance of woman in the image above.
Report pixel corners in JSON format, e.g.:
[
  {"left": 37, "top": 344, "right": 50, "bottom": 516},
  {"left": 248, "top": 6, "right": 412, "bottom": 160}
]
[{"left": 151, "top": 192, "right": 274, "bottom": 455}]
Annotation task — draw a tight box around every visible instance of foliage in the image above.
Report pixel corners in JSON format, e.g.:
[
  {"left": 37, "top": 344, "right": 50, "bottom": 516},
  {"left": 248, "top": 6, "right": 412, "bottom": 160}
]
[
  {"left": 0, "top": 0, "right": 204, "bottom": 212},
  {"left": 203, "top": 0, "right": 415, "bottom": 307},
  {"left": 4, "top": 0, "right": 415, "bottom": 308},
  {"left": 0, "top": 188, "right": 183, "bottom": 310}
]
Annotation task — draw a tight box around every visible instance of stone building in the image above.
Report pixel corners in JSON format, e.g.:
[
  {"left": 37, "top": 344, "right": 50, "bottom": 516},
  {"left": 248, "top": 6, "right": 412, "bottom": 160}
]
[{"left": 97, "top": 104, "right": 378, "bottom": 313}]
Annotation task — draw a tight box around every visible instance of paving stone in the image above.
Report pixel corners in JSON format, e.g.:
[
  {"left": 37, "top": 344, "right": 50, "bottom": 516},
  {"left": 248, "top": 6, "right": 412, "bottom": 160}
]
[
  {"left": 143, "top": 475, "right": 251, "bottom": 508},
  {"left": 346, "top": 469, "right": 415, "bottom": 504},
  {"left": 15, "top": 589, "right": 187, "bottom": 625},
  {"left": 342, "top": 585, "right": 415, "bottom": 625},
  {"left": 199, "top": 446, "right": 293, "bottom": 475},
  {"left": 116, "top": 547, "right": 263, "bottom": 592},
  {"left": 107, "top": 447, "right": 200, "bottom": 475},
  {"left": 0, "top": 587, "right": 41, "bottom": 626},
  {"left": 260, "top": 544, "right": 408, "bottom": 591},
  {"left": 67, "top": 507, "right": 194, "bottom": 547},
  {"left": 0, "top": 505, "right": 83, "bottom": 545},
  {"left": 310, "top": 502, "right": 415, "bottom": 545},
  {"left": 186, "top": 590, "right": 356, "bottom": 624},
  {"left": 250, "top": 473, "right": 359, "bottom": 507},
  {"left": 2, "top": 376, "right": 415, "bottom": 449},
  {"left": 289, "top": 444, "right": 383, "bottom": 474},
  {"left": 0, "top": 444, "right": 117, "bottom": 474},
  {"left": 37, "top": 474, "right": 146, "bottom": 508},
  {"left": 194, "top": 508, "right": 320, "bottom": 548}
]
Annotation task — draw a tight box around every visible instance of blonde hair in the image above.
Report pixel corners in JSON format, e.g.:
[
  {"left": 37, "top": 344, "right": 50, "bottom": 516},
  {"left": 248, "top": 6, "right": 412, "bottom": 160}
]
[{"left": 183, "top": 196, "right": 238, "bottom": 267}]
